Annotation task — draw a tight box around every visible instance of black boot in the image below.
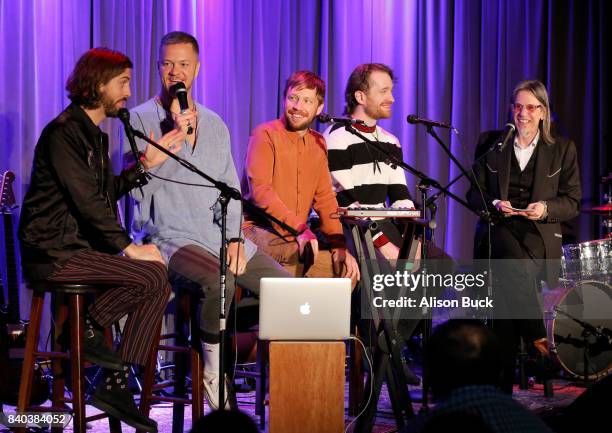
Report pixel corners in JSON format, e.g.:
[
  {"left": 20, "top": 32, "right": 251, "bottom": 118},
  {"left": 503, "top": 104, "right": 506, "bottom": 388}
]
[
  {"left": 89, "top": 366, "right": 157, "bottom": 432},
  {"left": 82, "top": 316, "right": 124, "bottom": 370}
]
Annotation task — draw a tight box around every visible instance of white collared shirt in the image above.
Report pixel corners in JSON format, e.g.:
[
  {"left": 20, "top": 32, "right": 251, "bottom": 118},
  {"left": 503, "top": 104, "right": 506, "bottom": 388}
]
[{"left": 513, "top": 132, "right": 539, "bottom": 171}]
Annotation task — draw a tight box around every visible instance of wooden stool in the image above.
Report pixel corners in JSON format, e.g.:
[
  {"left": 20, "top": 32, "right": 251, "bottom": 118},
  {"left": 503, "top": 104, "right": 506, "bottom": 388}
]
[
  {"left": 16, "top": 281, "right": 153, "bottom": 433},
  {"left": 229, "top": 286, "right": 267, "bottom": 428},
  {"left": 232, "top": 337, "right": 268, "bottom": 429},
  {"left": 138, "top": 290, "right": 204, "bottom": 433}
]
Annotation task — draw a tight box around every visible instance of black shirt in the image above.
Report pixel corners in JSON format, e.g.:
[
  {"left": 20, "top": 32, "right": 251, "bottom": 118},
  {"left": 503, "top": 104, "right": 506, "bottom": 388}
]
[{"left": 18, "top": 103, "right": 142, "bottom": 280}]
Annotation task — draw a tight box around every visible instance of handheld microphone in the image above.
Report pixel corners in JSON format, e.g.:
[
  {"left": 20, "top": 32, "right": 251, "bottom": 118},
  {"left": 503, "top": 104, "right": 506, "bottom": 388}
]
[
  {"left": 495, "top": 123, "right": 516, "bottom": 152},
  {"left": 406, "top": 114, "right": 453, "bottom": 129},
  {"left": 170, "top": 82, "right": 193, "bottom": 135},
  {"left": 317, "top": 113, "right": 366, "bottom": 125}
]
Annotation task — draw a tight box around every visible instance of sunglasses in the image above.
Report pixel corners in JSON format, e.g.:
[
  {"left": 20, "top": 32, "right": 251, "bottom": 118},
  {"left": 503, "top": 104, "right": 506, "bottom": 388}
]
[{"left": 512, "top": 103, "right": 542, "bottom": 114}]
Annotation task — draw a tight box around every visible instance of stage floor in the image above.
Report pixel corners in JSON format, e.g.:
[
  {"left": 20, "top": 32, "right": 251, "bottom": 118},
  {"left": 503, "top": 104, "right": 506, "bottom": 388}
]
[{"left": 1, "top": 379, "right": 585, "bottom": 432}]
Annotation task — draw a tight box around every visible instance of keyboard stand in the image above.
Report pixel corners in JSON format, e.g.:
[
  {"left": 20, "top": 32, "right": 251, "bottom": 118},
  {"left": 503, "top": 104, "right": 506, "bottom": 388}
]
[{"left": 343, "top": 218, "right": 425, "bottom": 433}]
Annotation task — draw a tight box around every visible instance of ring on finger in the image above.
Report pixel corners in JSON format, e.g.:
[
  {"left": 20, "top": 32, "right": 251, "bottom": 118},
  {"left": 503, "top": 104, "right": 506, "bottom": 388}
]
[{"left": 168, "top": 143, "right": 176, "bottom": 150}]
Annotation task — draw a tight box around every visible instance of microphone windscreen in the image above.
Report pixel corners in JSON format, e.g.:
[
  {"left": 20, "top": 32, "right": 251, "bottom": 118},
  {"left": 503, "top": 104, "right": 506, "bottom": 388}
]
[
  {"left": 170, "top": 82, "right": 187, "bottom": 94},
  {"left": 316, "top": 113, "right": 332, "bottom": 123},
  {"left": 117, "top": 108, "right": 130, "bottom": 122}
]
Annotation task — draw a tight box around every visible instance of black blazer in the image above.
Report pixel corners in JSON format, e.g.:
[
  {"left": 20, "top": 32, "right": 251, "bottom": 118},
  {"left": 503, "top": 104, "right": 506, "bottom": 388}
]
[{"left": 466, "top": 129, "right": 581, "bottom": 286}]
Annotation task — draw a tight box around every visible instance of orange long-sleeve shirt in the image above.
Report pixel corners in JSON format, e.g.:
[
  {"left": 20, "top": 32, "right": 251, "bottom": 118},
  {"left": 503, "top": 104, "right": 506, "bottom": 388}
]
[{"left": 243, "top": 118, "right": 345, "bottom": 248}]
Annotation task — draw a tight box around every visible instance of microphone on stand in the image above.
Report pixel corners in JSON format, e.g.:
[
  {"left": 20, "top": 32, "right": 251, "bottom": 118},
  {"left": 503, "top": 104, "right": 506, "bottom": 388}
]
[
  {"left": 495, "top": 123, "right": 516, "bottom": 152},
  {"left": 406, "top": 114, "right": 453, "bottom": 130},
  {"left": 317, "top": 113, "right": 366, "bottom": 125},
  {"left": 118, "top": 108, "right": 149, "bottom": 185},
  {"left": 428, "top": 202, "right": 438, "bottom": 231},
  {"left": 170, "top": 82, "right": 193, "bottom": 135}
]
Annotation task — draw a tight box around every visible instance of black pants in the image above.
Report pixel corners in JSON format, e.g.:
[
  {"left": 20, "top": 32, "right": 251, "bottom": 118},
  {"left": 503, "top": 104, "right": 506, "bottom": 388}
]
[{"left": 489, "top": 218, "right": 547, "bottom": 393}]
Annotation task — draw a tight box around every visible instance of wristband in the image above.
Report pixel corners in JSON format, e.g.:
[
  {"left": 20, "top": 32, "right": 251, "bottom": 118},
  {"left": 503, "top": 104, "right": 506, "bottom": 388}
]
[{"left": 372, "top": 233, "right": 391, "bottom": 249}]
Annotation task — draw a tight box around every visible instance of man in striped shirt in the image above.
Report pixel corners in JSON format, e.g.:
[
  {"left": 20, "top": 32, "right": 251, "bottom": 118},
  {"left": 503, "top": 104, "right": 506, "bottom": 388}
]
[{"left": 323, "top": 63, "right": 415, "bottom": 261}]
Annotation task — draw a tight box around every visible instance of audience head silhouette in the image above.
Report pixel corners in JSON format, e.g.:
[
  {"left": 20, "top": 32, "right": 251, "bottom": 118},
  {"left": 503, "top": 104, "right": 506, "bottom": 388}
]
[
  {"left": 190, "top": 409, "right": 258, "bottom": 433},
  {"left": 426, "top": 319, "right": 503, "bottom": 399}
]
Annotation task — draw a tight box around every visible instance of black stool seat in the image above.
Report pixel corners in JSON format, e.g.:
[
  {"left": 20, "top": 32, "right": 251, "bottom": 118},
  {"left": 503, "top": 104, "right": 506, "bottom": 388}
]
[{"left": 29, "top": 281, "right": 116, "bottom": 294}]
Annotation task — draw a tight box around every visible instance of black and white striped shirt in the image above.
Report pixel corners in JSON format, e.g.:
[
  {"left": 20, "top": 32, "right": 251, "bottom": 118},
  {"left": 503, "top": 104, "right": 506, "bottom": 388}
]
[{"left": 323, "top": 122, "right": 413, "bottom": 209}]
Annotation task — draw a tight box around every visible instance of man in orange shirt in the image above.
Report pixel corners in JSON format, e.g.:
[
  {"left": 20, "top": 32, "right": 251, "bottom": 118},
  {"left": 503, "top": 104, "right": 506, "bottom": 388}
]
[{"left": 242, "top": 70, "right": 360, "bottom": 283}]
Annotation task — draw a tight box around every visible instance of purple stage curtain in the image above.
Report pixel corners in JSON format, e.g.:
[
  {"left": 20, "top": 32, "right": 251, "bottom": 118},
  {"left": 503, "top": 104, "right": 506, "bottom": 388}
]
[
  {"left": 0, "top": 0, "right": 90, "bottom": 329},
  {"left": 1, "top": 1, "right": 610, "bottom": 320}
]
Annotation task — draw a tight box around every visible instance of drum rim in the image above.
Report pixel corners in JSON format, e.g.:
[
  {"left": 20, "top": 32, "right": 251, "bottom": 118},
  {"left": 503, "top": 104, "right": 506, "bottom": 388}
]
[
  {"left": 564, "top": 238, "right": 612, "bottom": 248},
  {"left": 547, "top": 280, "right": 612, "bottom": 380}
]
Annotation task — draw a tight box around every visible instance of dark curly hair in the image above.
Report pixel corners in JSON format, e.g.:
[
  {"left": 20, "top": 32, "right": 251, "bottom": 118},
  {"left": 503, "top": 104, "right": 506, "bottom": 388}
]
[{"left": 66, "top": 47, "right": 132, "bottom": 109}]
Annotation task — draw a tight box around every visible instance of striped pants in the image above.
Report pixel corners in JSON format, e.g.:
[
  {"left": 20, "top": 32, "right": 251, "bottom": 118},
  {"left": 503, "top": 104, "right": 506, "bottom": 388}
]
[{"left": 49, "top": 249, "right": 171, "bottom": 366}]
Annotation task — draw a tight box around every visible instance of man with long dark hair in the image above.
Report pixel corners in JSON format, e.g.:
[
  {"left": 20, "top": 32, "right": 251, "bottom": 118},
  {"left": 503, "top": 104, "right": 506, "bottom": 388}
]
[{"left": 19, "top": 47, "right": 185, "bottom": 431}]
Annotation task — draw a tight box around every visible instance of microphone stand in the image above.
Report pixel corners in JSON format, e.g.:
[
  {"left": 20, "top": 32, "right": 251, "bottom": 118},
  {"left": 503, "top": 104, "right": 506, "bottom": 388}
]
[
  {"left": 343, "top": 125, "right": 493, "bottom": 421},
  {"left": 120, "top": 110, "right": 151, "bottom": 187},
  {"left": 554, "top": 306, "right": 612, "bottom": 380},
  {"left": 423, "top": 126, "right": 476, "bottom": 192},
  {"left": 421, "top": 126, "right": 511, "bottom": 328},
  {"left": 423, "top": 130, "right": 506, "bottom": 210},
  {"left": 342, "top": 126, "right": 488, "bottom": 221},
  {"left": 127, "top": 125, "right": 298, "bottom": 410}
]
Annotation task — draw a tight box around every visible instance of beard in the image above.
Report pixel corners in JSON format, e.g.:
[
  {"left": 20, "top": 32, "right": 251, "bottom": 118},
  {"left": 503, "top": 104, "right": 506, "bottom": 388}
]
[
  {"left": 284, "top": 110, "right": 316, "bottom": 132},
  {"left": 365, "top": 103, "right": 392, "bottom": 120},
  {"left": 101, "top": 94, "right": 126, "bottom": 118}
]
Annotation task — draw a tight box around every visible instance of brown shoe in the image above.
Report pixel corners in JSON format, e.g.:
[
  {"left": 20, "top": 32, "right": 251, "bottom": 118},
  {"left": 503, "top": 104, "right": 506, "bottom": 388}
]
[{"left": 533, "top": 338, "right": 549, "bottom": 357}]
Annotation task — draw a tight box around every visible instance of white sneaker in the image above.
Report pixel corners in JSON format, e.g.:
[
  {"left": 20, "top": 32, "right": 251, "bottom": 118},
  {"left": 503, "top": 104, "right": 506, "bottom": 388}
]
[{"left": 203, "top": 371, "right": 230, "bottom": 410}]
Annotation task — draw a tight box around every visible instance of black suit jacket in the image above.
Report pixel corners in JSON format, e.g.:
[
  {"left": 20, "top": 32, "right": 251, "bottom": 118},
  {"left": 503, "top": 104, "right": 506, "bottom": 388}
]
[{"left": 466, "top": 129, "right": 581, "bottom": 286}]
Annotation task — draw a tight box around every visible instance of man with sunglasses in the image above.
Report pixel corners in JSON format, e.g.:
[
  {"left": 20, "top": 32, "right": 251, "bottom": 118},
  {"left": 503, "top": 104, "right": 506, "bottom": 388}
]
[{"left": 466, "top": 80, "right": 581, "bottom": 394}]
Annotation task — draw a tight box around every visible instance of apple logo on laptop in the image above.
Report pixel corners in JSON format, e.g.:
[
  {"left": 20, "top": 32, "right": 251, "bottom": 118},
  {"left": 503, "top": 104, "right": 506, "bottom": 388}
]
[{"left": 299, "top": 302, "right": 311, "bottom": 316}]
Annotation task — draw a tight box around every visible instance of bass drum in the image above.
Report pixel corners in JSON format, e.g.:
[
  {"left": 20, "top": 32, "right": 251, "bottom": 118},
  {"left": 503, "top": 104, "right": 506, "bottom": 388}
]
[{"left": 545, "top": 279, "right": 612, "bottom": 381}]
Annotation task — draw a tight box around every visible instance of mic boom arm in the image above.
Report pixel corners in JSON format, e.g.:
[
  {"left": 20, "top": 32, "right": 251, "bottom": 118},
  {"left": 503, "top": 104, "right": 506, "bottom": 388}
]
[{"left": 343, "top": 125, "right": 490, "bottom": 221}]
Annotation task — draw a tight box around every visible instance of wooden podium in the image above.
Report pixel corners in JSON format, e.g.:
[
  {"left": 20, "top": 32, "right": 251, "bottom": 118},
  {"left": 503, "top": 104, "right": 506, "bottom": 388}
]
[{"left": 269, "top": 341, "right": 345, "bottom": 433}]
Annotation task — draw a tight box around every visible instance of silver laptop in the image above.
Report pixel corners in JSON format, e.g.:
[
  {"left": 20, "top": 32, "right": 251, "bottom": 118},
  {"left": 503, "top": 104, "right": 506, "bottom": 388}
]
[{"left": 259, "top": 278, "right": 352, "bottom": 340}]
